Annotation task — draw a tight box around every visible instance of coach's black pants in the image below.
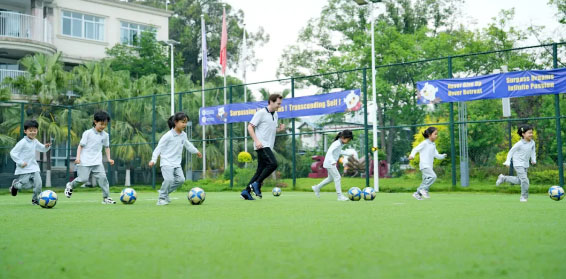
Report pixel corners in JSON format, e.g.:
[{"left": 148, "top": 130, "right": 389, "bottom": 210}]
[{"left": 246, "top": 147, "right": 278, "bottom": 191}]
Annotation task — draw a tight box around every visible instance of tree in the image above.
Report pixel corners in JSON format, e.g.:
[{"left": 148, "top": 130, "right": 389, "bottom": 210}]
[
  {"left": 168, "top": 0, "right": 269, "bottom": 84},
  {"left": 106, "top": 31, "right": 178, "bottom": 84}
]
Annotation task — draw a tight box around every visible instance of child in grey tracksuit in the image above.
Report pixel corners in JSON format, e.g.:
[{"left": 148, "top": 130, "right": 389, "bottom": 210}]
[
  {"left": 149, "top": 112, "right": 202, "bottom": 205},
  {"left": 311, "top": 130, "right": 354, "bottom": 201},
  {"left": 65, "top": 111, "right": 116, "bottom": 204},
  {"left": 409, "top": 127, "right": 447, "bottom": 200},
  {"left": 496, "top": 124, "right": 536, "bottom": 202},
  {"left": 9, "top": 120, "right": 51, "bottom": 205}
]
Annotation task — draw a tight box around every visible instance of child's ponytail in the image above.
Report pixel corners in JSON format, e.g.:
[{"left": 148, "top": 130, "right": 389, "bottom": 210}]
[
  {"left": 422, "top": 127, "right": 438, "bottom": 139},
  {"left": 335, "top": 130, "right": 354, "bottom": 141}
]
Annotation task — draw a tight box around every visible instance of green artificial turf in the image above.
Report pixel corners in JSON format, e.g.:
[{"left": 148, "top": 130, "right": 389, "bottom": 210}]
[{"left": 1, "top": 190, "right": 565, "bottom": 279}]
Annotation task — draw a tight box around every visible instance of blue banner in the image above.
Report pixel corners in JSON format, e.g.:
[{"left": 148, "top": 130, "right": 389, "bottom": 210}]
[
  {"left": 416, "top": 68, "right": 566, "bottom": 104},
  {"left": 199, "top": 89, "right": 362, "bottom": 125}
]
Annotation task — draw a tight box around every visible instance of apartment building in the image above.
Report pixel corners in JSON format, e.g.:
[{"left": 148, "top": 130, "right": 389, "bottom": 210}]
[{"left": 0, "top": 0, "right": 171, "bottom": 86}]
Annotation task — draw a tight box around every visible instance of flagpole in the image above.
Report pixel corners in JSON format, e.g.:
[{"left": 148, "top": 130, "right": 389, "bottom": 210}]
[
  {"left": 243, "top": 24, "right": 248, "bottom": 153},
  {"left": 222, "top": 4, "right": 228, "bottom": 169},
  {"left": 201, "top": 14, "right": 206, "bottom": 179}
]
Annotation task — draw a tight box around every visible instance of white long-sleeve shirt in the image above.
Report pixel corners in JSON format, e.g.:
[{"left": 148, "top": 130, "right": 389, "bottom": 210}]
[
  {"left": 323, "top": 140, "right": 344, "bottom": 168},
  {"left": 10, "top": 136, "right": 51, "bottom": 175},
  {"left": 504, "top": 139, "right": 536, "bottom": 168},
  {"left": 409, "top": 139, "right": 446, "bottom": 170},
  {"left": 151, "top": 129, "right": 199, "bottom": 167}
]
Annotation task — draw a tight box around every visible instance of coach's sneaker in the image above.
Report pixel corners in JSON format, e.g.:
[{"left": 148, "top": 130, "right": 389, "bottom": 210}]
[
  {"left": 520, "top": 197, "right": 528, "bottom": 202},
  {"left": 31, "top": 199, "right": 39, "bottom": 205},
  {"left": 418, "top": 189, "right": 430, "bottom": 199},
  {"left": 337, "top": 194, "right": 349, "bottom": 201},
  {"left": 102, "top": 197, "right": 116, "bottom": 204},
  {"left": 240, "top": 189, "right": 254, "bottom": 200},
  {"left": 9, "top": 180, "right": 18, "bottom": 196},
  {"left": 412, "top": 192, "right": 423, "bottom": 200},
  {"left": 496, "top": 174, "right": 505, "bottom": 186},
  {"left": 64, "top": 182, "right": 73, "bottom": 198},
  {"left": 312, "top": 186, "right": 321, "bottom": 198},
  {"left": 250, "top": 182, "right": 262, "bottom": 199}
]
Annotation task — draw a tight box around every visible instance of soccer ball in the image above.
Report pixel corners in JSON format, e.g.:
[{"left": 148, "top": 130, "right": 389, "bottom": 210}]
[
  {"left": 362, "top": 187, "right": 376, "bottom": 201},
  {"left": 188, "top": 187, "right": 206, "bottom": 205},
  {"left": 272, "top": 187, "right": 282, "bottom": 197},
  {"left": 548, "top": 186, "right": 565, "bottom": 201},
  {"left": 38, "top": 190, "right": 57, "bottom": 208},
  {"left": 120, "top": 188, "right": 137, "bottom": 204},
  {"left": 347, "top": 187, "right": 362, "bottom": 201}
]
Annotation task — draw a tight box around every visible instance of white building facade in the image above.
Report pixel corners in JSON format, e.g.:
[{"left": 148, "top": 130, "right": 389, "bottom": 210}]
[{"left": 0, "top": 0, "right": 171, "bottom": 81}]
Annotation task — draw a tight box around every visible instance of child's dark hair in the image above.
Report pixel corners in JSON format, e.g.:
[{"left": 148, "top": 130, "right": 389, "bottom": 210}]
[
  {"left": 23, "top": 120, "right": 39, "bottom": 131},
  {"left": 422, "top": 127, "right": 438, "bottom": 139},
  {"left": 334, "top": 130, "right": 354, "bottom": 141},
  {"left": 93, "top": 111, "right": 111, "bottom": 127},
  {"left": 168, "top": 112, "right": 189, "bottom": 129},
  {"left": 517, "top": 124, "right": 533, "bottom": 138}
]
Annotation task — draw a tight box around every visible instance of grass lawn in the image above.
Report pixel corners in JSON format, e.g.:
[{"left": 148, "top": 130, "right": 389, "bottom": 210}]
[{"left": 1, "top": 189, "right": 565, "bottom": 279}]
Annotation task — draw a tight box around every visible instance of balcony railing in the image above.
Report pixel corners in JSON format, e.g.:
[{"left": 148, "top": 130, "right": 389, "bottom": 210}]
[
  {"left": 0, "top": 11, "right": 52, "bottom": 44},
  {"left": 0, "top": 69, "right": 28, "bottom": 94}
]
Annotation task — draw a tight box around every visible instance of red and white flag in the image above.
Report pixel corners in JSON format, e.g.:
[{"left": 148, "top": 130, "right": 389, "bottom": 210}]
[{"left": 220, "top": 7, "right": 228, "bottom": 75}]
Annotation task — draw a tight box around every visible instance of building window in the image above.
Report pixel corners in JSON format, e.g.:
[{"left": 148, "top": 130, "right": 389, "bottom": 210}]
[
  {"left": 61, "top": 10, "right": 104, "bottom": 41},
  {"left": 120, "top": 21, "right": 154, "bottom": 45}
]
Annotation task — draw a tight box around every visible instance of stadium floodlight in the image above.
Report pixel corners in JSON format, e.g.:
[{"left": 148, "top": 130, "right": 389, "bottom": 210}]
[
  {"left": 352, "top": 0, "right": 385, "bottom": 191},
  {"left": 160, "top": 40, "right": 180, "bottom": 116}
]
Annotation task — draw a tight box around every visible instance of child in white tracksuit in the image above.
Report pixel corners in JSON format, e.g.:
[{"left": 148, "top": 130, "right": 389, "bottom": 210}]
[
  {"left": 496, "top": 124, "right": 536, "bottom": 202},
  {"left": 408, "top": 127, "right": 447, "bottom": 200},
  {"left": 9, "top": 120, "right": 51, "bottom": 205},
  {"left": 149, "top": 112, "right": 202, "bottom": 205},
  {"left": 311, "top": 130, "right": 353, "bottom": 201},
  {"left": 65, "top": 111, "right": 116, "bottom": 204}
]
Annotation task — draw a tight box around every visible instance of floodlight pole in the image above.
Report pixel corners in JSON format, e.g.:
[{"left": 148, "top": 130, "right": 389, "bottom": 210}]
[
  {"left": 161, "top": 40, "right": 180, "bottom": 116},
  {"left": 370, "top": 1, "right": 379, "bottom": 192}
]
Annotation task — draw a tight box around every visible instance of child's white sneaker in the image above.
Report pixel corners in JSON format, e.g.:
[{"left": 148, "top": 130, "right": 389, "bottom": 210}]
[
  {"left": 156, "top": 199, "right": 169, "bottom": 206},
  {"left": 337, "top": 195, "right": 349, "bottom": 201},
  {"left": 520, "top": 197, "right": 527, "bottom": 202},
  {"left": 496, "top": 174, "right": 505, "bottom": 186},
  {"left": 312, "top": 186, "right": 320, "bottom": 198},
  {"left": 418, "top": 189, "right": 430, "bottom": 199},
  {"left": 64, "top": 182, "right": 73, "bottom": 198},
  {"left": 412, "top": 192, "right": 423, "bottom": 200},
  {"left": 102, "top": 197, "right": 116, "bottom": 204}
]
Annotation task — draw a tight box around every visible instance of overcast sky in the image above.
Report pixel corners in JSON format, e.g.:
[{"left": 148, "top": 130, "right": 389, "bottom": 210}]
[{"left": 224, "top": 0, "right": 563, "bottom": 96}]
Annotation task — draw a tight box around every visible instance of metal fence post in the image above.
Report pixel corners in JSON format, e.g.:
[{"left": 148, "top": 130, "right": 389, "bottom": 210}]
[
  {"left": 152, "top": 95, "right": 156, "bottom": 189},
  {"left": 448, "top": 56, "right": 457, "bottom": 188},
  {"left": 229, "top": 86, "right": 234, "bottom": 189},
  {"left": 363, "top": 68, "right": 369, "bottom": 187},
  {"left": 107, "top": 101, "right": 113, "bottom": 186},
  {"left": 66, "top": 107, "right": 71, "bottom": 184},
  {"left": 179, "top": 92, "right": 182, "bottom": 112},
  {"left": 20, "top": 103, "right": 24, "bottom": 139},
  {"left": 291, "top": 77, "right": 296, "bottom": 190},
  {"left": 553, "top": 43, "right": 564, "bottom": 186}
]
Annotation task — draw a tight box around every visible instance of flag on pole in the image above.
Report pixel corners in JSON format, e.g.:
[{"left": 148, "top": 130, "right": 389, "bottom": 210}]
[
  {"left": 201, "top": 16, "right": 208, "bottom": 79},
  {"left": 220, "top": 7, "right": 228, "bottom": 75}
]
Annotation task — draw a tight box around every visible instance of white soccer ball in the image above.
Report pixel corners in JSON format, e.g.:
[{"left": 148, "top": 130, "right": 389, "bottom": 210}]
[
  {"left": 362, "top": 187, "right": 376, "bottom": 201},
  {"left": 272, "top": 187, "right": 282, "bottom": 197},
  {"left": 188, "top": 187, "right": 206, "bottom": 205},
  {"left": 347, "top": 187, "right": 362, "bottom": 201},
  {"left": 120, "top": 188, "right": 137, "bottom": 204},
  {"left": 39, "top": 190, "right": 58, "bottom": 208},
  {"left": 548, "top": 186, "right": 565, "bottom": 201}
]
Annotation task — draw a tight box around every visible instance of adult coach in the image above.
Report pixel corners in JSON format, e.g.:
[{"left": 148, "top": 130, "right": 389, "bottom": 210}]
[{"left": 240, "top": 94, "right": 285, "bottom": 200}]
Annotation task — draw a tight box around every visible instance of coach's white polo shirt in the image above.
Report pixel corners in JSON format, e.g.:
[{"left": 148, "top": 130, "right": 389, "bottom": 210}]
[{"left": 249, "top": 107, "right": 278, "bottom": 150}]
